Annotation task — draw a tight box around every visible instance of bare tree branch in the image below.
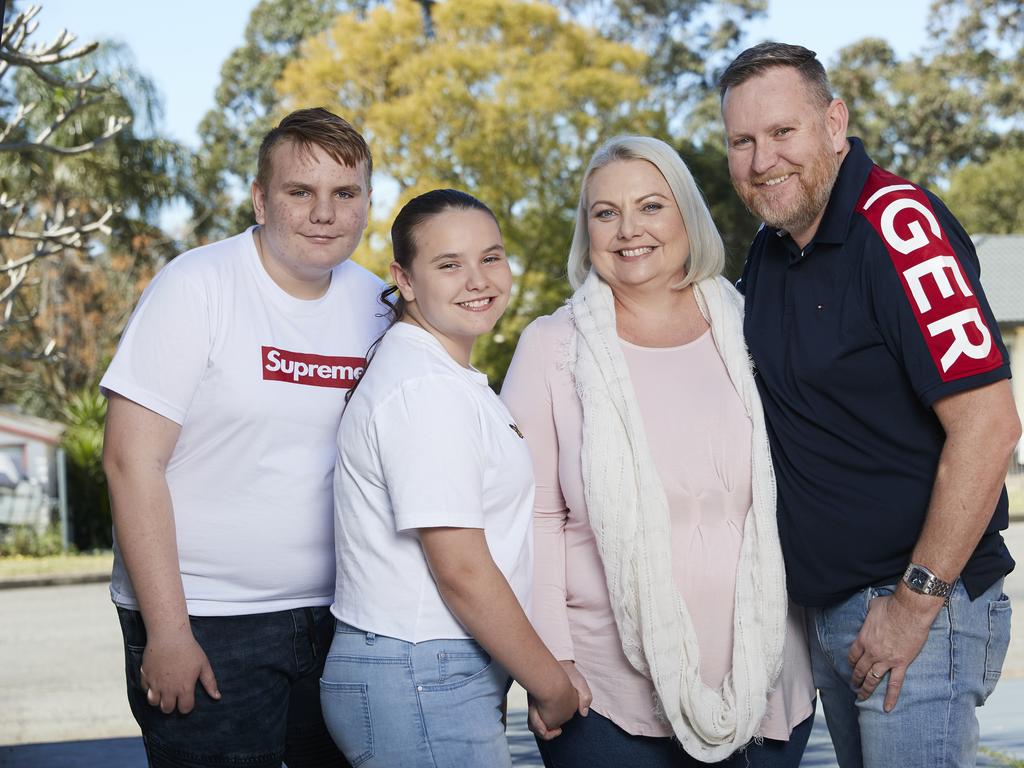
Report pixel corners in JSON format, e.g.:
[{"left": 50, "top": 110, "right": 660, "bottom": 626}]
[{"left": 0, "top": 4, "right": 128, "bottom": 337}]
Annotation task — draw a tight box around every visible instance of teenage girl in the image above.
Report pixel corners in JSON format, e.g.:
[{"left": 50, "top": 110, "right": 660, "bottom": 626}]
[{"left": 320, "top": 189, "right": 577, "bottom": 767}]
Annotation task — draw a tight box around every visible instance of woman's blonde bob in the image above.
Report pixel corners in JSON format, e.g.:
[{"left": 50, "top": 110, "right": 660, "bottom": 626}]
[{"left": 566, "top": 136, "right": 725, "bottom": 291}]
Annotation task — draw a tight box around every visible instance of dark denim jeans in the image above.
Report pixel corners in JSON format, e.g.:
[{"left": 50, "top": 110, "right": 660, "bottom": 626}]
[
  {"left": 536, "top": 707, "right": 814, "bottom": 768},
  {"left": 117, "top": 605, "right": 349, "bottom": 768}
]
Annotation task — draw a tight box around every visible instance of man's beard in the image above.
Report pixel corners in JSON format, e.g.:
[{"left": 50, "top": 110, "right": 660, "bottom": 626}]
[{"left": 735, "top": 140, "right": 841, "bottom": 236}]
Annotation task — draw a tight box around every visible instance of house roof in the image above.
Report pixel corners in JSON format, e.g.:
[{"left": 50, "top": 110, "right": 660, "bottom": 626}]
[
  {"left": 0, "top": 408, "right": 64, "bottom": 445},
  {"left": 974, "top": 234, "right": 1024, "bottom": 324}
]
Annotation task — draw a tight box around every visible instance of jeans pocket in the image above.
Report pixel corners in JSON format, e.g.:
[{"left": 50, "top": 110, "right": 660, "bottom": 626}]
[
  {"left": 431, "top": 647, "right": 493, "bottom": 690},
  {"left": 983, "top": 594, "right": 1012, "bottom": 699},
  {"left": 320, "top": 680, "right": 374, "bottom": 767}
]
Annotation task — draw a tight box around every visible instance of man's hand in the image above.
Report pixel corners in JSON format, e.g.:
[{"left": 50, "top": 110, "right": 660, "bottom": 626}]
[
  {"left": 139, "top": 626, "right": 220, "bottom": 715},
  {"left": 847, "top": 589, "right": 942, "bottom": 712}
]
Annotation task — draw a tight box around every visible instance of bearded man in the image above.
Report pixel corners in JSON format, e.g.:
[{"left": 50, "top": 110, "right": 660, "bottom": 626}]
[{"left": 720, "top": 42, "right": 1018, "bottom": 768}]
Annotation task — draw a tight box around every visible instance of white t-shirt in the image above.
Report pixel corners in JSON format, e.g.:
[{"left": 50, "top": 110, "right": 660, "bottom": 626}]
[
  {"left": 332, "top": 322, "right": 534, "bottom": 642},
  {"left": 101, "top": 227, "right": 387, "bottom": 616}
]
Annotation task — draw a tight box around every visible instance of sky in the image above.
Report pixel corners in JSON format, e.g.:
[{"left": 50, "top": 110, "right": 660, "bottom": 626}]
[{"left": 27, "top": 0, "right": 935, "bottom": 151}]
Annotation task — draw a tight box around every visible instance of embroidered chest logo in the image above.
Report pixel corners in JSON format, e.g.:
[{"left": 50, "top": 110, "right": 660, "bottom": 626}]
[
  {"left": 857, "top": 167, "right": 1000, "bottom": 382},
  {"left": 509, "top": 423, "right": 524, "bottom": 439},
  {"left": 261, "top": 346, "right": 367, "bottom": 389}
]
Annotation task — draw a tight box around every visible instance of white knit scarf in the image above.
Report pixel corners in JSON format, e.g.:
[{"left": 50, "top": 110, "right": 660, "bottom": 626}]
[{"left": 568, "top": 270, "right": 788, "bottom": 762}]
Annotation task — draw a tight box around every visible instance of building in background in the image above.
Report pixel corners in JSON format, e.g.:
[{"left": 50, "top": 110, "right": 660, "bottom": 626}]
[
  {"left": 976, "top": 234, "right": 1024, "bottom": 471},
  {"left": 0, "top": 409, "right": 64, "bottom": 531}
]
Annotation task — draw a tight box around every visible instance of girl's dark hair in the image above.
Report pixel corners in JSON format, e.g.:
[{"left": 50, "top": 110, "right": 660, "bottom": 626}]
[{"left": 347, "top": 188, "right": 499, "bottom": 401}]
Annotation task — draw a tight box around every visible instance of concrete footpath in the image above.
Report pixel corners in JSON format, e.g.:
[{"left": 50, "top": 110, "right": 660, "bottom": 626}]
[{"left": 2, "top": 520, "right": 1022, "bottom": 767}]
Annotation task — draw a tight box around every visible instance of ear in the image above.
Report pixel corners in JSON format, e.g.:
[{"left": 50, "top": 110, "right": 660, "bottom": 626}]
[
  {"left": 360, "top": 186, "right": 372, "bottom": 229},
  {"left": 251, "top": 181, "right": 267, "bottom": 225},
  {"left": 390, "top": 261, "right": 415, "bottom": 302},
  {"left": 825, "top": 98, "right": 849, "bottom": 152}
]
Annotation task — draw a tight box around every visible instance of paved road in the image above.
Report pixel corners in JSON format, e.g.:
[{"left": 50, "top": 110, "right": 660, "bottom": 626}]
[{"left": 2, "top": 521, "right": 1022, "bottom": 766}]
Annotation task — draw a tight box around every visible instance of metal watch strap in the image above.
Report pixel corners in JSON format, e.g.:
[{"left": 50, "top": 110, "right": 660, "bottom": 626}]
[{"left": 902, "top": 563, "right": 953, "bottom": 599}]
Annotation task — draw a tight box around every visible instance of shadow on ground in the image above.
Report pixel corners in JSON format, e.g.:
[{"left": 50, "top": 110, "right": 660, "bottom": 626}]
[
  {"left": 0, "top": 737, "right": 145, "bottom": 767},
  {"left": 3, "top": 681, "right": 1022, "bottom": 768}
]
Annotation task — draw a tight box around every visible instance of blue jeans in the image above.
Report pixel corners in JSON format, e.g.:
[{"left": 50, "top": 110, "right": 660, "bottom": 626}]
[
  {"left": 320, "top": 621, "right": 512, "bottom": 768},
  {"left": 536, "top": 707, "right": 814, "bottom": 768},
  {"left": 807, "top": 578, "right": 1012, "bottom": 768},
  {"left": 116, "top": 606, "right": 346, "bottom": 768}
]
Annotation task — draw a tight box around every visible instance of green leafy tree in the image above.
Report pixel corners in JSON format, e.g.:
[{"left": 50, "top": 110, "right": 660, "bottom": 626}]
[
  {"left": 1, "top": 7, "right": 184, "bottom": 416},
  {"left": 830, "top": 38, "right": 995, "bottom": 186},
  {"left": 191, "top": 0, "right": 380, "bottom": 241},
  {"left": 676, "top": 138, "right": 759, "bottom": 279},
  {"left": 277, "top": 0, "right": 664, "bottom": 381},
  {"left": 828, "top": 0, "right": 1023, "bottom": 188},
  {"left": 551, "top": 0, "right": 766, "bottom": 120},
  {"left": 926, "top": 0, "right": 1024, "bottom": 132},
  {"left": 945, "top": 147, "right": 1024, "bottom": 234}
]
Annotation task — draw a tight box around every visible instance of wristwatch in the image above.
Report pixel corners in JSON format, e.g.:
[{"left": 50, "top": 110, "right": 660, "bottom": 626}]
[{"left": 901, "top": 563, "right": 953, "bottom": 600}]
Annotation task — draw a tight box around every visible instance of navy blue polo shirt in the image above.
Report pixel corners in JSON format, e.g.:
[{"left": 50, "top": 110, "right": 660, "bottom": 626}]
[{"left": 739, "top": 137, "right": 1015, "bottom": 607}]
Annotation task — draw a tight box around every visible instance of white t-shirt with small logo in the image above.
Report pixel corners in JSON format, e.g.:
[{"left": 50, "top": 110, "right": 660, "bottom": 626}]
[
  {"left": 101, "top": 227, "right": 387, "bottom": 616},
  {"left": 332, "top": 322, "right": 534, "bottom": 642}
]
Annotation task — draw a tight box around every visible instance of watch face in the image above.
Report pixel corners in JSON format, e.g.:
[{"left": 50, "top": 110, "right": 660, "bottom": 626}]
[{"left": 907, "top": 568, "right": 928, "bottom": 589}]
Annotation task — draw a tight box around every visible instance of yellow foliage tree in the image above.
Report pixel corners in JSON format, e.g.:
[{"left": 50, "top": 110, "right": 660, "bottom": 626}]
[{"left": 277, "top": 0, "right": 664, "bottom": 381}]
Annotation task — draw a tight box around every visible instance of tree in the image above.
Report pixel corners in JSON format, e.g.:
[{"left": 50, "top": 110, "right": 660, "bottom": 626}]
[
  {"left": 828, "top": 0, "right": 1024, "bottom": 188},
  {"left": 191, "top": 0, "right": 379, "bottom": 241},
  {"left": 829, "top": 39, "right": 995, "bottom": 187},
  {"left": 676, "top": 138, "right": 759, "bottom": 280},
  {"left": 945, "top": 147, "right": 1024, "bottom": 234},
  {"left": 277, "top": 0, "right": 664, "bottom": 381},
  {"left": 1, "top": 6, "right": 125, "bottom": 341},
  {"left": 0, "top": 6, "right": 185, "bottom": 416},
  {"left": 551, "top": 0, "right": 766, "bottom": 122},
  {"left": 926, "top": 0, "right": 1024, "bottom": 134}
]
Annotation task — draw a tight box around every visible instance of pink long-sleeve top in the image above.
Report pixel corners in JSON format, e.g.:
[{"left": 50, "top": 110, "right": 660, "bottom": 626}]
[{"left": 501, "top": 306, "right": 815, "bottom": 740}]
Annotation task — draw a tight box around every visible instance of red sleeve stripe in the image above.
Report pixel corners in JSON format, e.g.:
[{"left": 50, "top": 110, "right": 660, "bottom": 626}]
[{"left": 856, "top": 166, "right": 1002, "bottom": 383}]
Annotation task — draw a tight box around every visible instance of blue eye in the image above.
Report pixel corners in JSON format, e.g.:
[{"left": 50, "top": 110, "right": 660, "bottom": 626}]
[
  {"left": 594, "top": 209, "right": 616, "bottom": 220},
  {"left": 642, "top": 202, "right": 664, "bottom": 213}
]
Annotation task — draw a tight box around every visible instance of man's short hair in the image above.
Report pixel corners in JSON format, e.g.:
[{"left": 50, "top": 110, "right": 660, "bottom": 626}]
[
  {"left": 718, "top": 42, "right": 833, "bottom": 107},
  {"left": 256, "top": 107, "right": 373, "bottom": 189}
]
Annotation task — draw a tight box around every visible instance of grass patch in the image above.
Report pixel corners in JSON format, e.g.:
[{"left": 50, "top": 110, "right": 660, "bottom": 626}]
[
  {"left": 980, "top": 746, "right": 1024, "bottom": 767},
  {"left": 0, "top": 550, "right": 112, "bottom": 578}
]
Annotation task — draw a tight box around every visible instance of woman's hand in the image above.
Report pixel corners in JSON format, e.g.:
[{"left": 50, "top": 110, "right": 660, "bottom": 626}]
[
  {"left": 527, "top": 671, "right": 577, "bottom": 741},
  {"left": 560, "top": 660, "right": 592, "bottom": 716}
]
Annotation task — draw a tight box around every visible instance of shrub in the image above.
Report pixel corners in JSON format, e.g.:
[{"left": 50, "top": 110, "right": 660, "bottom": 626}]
[{"left": 61, "top": 388, "right": 111, "bottom": 550}]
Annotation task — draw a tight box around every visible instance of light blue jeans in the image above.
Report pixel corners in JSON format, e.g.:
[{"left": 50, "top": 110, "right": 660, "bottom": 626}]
[
  {"left": 320, "top": 621, "right": 512, "bottom": 768},
  {"left": 807, "top": 578, "right": 1011, "bottom": 768}
]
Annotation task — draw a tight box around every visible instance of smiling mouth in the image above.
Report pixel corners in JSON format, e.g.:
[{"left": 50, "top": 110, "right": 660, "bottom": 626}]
[
  {"left": 757, "top": 174, "right": 792, "bottom": 187},
  {"left": 456, "top": 297, "right": 497, "bottom": 311},
  {"left": 303, "top": 234, "right": 337, "bottom": 242},
  {"left": 618, "top": 246, "right": 654, "bottom": 258}
]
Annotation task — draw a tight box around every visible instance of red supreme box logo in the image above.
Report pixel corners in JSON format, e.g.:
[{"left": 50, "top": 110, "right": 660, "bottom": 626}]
[{"left": 262, "top": 346, "right": 367, "bottom": 389}]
